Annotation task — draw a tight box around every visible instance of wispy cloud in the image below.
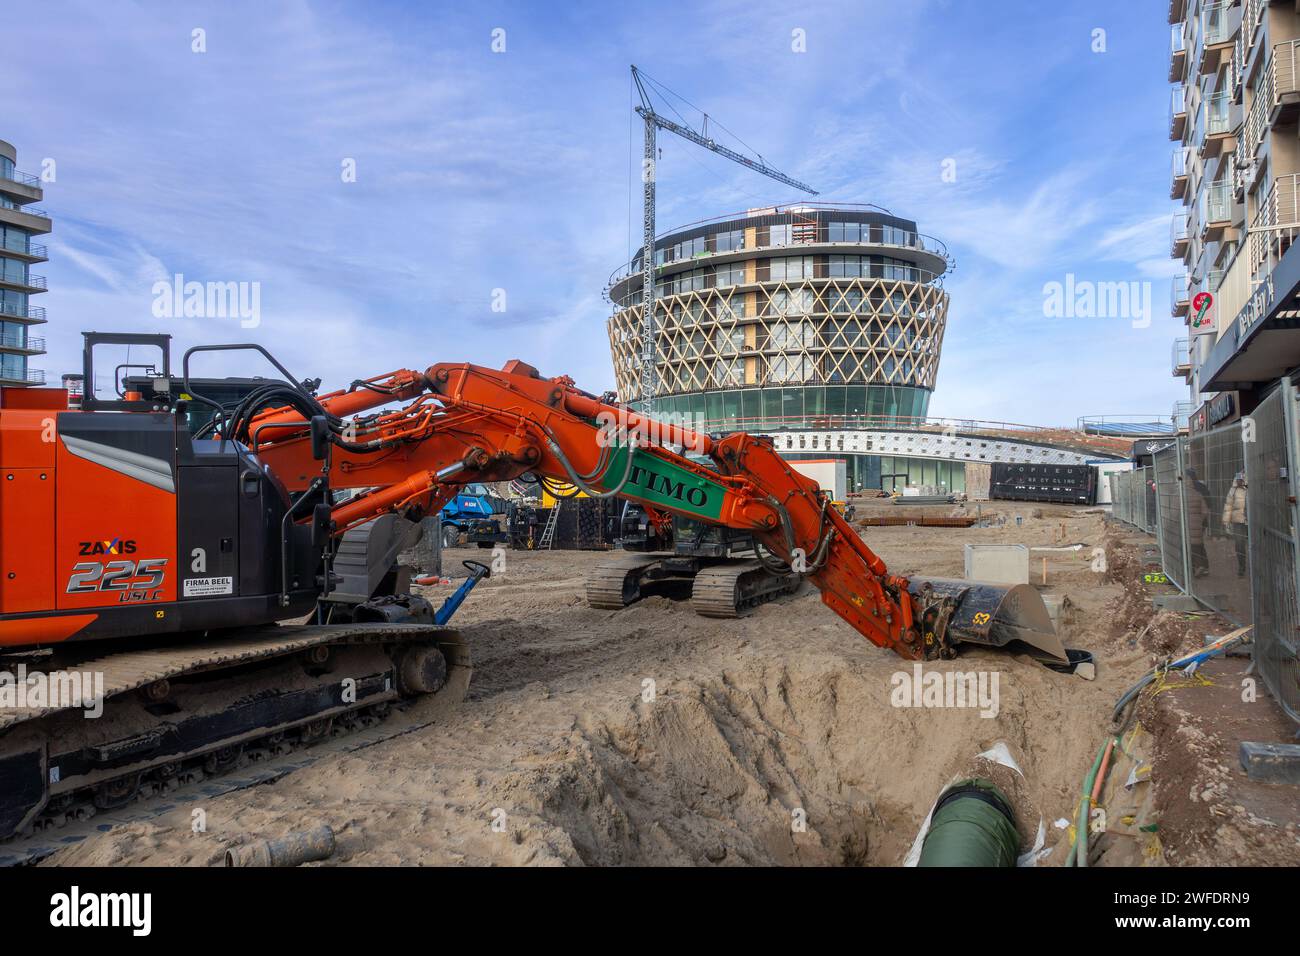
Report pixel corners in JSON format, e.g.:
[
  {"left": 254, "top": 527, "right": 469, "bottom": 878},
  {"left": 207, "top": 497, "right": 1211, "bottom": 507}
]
[{"left": 6, "top": 0, "right": 1184, "bottom": 425}]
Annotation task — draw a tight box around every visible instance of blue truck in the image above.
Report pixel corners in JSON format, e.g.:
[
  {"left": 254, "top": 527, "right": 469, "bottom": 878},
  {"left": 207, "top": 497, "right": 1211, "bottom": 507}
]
[{"left": 439, "top": 482, "right": 509, "bottom": 548}]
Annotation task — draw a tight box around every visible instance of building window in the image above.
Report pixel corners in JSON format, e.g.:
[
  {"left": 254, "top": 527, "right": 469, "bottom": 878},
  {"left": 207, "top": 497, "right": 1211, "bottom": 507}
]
[
  {"left": 0, "top": 352, "right": 26, "bottom": 381},
  {"left": 769, "top": 256, "right": 813, "bottom": 281},
  {"left": 0, "top": 226, "right": 30, "bottom": 255},
  {"left": 0, "top": 257, "right": 27, "bottom": 285},
  {"left": 715, "top": 261, "right": 746, "bottom": 287},
  {"left": 712, "top": 229, "right": 744, "bottom": 252}
]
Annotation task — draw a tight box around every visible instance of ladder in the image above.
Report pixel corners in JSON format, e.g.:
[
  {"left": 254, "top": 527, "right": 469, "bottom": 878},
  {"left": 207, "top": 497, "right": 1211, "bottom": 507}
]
[{"left": 538, "top": 501, "right": 560, "bottom": 550}]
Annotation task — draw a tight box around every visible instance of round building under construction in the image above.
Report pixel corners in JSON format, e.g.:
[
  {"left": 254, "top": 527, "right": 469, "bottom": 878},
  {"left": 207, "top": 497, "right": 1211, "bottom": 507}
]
[{"left": 605, "top": 202, "right": 958, "bottom": 491}]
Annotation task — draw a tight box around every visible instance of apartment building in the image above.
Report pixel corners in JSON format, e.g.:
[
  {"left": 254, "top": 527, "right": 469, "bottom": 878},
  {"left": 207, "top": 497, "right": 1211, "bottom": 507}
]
[
  {"left": 1170, "top": 0, "right": 1300, "bottom": 431},
  {"left": 0, "top": 139, "right": 50, "bottom": 387}
]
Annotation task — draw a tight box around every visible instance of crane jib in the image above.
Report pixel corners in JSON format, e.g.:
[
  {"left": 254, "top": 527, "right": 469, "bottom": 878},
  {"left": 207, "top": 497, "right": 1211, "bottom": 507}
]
[{"left": 600, "top": 446, "right": 726, "bottom": 521}]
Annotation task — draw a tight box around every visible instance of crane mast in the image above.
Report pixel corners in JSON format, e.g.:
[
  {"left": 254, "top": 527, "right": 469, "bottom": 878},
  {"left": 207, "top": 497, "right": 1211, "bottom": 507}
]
[{"left": 629, "top": 65, "right": 818, "bottom": 410}]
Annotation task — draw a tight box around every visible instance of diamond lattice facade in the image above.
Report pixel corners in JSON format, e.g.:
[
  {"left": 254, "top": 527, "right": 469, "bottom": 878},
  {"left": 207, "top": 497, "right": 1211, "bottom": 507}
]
[{"left": 605, "top": 203, "right": 952, "bottom": 435}]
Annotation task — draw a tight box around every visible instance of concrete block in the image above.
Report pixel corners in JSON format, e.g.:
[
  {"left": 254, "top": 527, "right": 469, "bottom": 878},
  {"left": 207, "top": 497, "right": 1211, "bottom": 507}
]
[
  {"left": 1151, "top": 593, "right": 1200, "bottom": 612},
  {"left": 963, "top": 544, "right": 1029, "bottom": 586},
  {"left": 1239, "top": 742, "right": 1300, "bottom": 785}
]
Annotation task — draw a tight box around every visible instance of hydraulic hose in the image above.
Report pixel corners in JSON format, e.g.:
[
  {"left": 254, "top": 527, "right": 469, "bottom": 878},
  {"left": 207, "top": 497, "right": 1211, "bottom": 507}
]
[{"left": 544, "top": 434, "right": 638, "bottom": 500}]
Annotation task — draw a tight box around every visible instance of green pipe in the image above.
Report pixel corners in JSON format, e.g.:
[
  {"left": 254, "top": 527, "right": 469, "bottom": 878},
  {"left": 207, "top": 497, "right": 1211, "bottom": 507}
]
[{"left": 918, "top": 778, "right": 1019, "bottom": 867}]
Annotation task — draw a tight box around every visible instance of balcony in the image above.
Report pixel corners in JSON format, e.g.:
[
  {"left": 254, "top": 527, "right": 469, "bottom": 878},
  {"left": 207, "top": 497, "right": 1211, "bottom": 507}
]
[
  {"left": 1207, "top": 268, "right": 1224, "bottom": 292},
  {"left": 0, "top": 367, "right": 44, "bottom": 386},
  {"left": 1169, "top": 86, "right": 1189, "bottom": 141},
  {"left": 1243, "top": 40, "right": 1300, "bottom": 165},
  {"left": 1198, "top": 91, "right": 1235, "bottom": 159},
  {"left": 0, "top": 302, "right": 46, "bottom": 323},
  {"left": 1199, "top": 179, "right": 1234, "bottom": 241},
  {"left": 0, "top": 333, "right": 44, "bottom": 354},
  {"left": 1173, "top": 399, "right": 1196, "bottom": 430},
  {"left": 1198, "top": 1, "right": 1235, "bottom": 75},
  {"left": 1248, "top": 173, "right": 1300, "bottom": 280},
  {"left": 1172, "top": 337, "right": 1192, "bottom": 378},
  {"left": 1171, "top": 146, "right": 1190, "bottom": 199},
  {"left": 1170, "top": 23, "right": 1187, "bottom": 81},
  {"left": 1172, "top": 274, "right": 1190, "bottom": 316},
  {"left": 0, "top": 271, "right": 47, "bottom": 293},
  {"left": 0, "top": 204, "right": 51, "bottom": 234},
  {"left": 0, "top": 235, "right": 47, "bottom": 262},
  {"left": 1171, "top": 211, "right": 1190, "bottom": 258},
  {"left": 0, "top": 167, "right": 39, "bottom": 188}
]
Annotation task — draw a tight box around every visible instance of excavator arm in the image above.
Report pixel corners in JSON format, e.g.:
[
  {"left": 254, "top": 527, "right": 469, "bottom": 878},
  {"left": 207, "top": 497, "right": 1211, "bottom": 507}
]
[{"left": 242, "top": 359, "right": 1064, "bottom": 662}]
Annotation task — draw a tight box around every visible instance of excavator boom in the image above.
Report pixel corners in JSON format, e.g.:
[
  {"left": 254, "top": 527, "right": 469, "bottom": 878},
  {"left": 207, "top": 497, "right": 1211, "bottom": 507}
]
[{"left": 247, "top": 359, "right": 1065, "bottom": 662}]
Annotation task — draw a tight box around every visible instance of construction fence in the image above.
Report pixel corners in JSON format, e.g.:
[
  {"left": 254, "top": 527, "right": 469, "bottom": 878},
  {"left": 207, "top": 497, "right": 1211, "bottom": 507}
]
[{"left": 1110, "top": 384, "right": 1299, "bottom": 724}]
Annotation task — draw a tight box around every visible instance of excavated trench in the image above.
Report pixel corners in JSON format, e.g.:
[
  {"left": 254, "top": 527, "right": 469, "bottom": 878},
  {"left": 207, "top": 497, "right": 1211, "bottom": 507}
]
[{"left": 479, "top": 645, "right": 1066, "bottom": 867}]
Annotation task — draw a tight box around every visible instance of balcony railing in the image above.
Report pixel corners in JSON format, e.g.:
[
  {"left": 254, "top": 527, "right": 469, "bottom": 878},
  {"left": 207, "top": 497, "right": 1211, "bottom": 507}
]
[
  {"left": 1201, "top": 179, "right": 1233, "bottom": 225},
  {"left": 1169, "top": 86, "right": 1189, "bottom": 140},
  {"left": 1207, "top": 268, "right": 1224, "bottom": 292},
  {"left": 1249, "top": 173, "right": 1300, "bottom": 280},
  {"left": 1172, "top": 145, "right": 1189, "bottom": 179},
  {"left": 1173, "top": 399, "right": 1196, "bottom": 430},
  {"left": 0, "top": 302, "right": 46, "bottom": 322},
  {"left": 1203, "top": 90, "right": 1233, "bottom": 137},
  {"left": 1170, "top": 23, "right": 1188, "bottom": 79},
  {"left": 0, "top": 333, "right": 44, "bottom": 353},
  {"left": 0, "top": 272, "right": 46, "bottom": 290},
  {"left": 0, "top": 235, "right": 47, "bottom": 258},
  {"left": 1242, "top": 0, "right": 1264, "bottom": 51},
  {"left": 0, "top": 367, "right": 45, "bottom": 385},
  {"left": 1171, "top": 211, "right": 1190, "bottom": 256},
  {"left": 0, "top": 167, "right": 39, "bottom": 188},
  {"left": 1, "top": 205, "right": 49, "bottom": 223},
  {"left": 1172, "top": 274, "right": 1190, "bottom": 307},
  {"left": 1202, "top": 0, "right": 1233, "bottom": 47},
  {"left": 1172, "top": 337, "right": 1192, "bottom": 375}
]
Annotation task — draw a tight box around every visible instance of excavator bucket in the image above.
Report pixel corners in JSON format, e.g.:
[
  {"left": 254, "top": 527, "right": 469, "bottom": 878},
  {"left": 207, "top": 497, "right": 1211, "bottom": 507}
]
[{"left": 906, "top": 577, "right": 1069, "bottom": 662}]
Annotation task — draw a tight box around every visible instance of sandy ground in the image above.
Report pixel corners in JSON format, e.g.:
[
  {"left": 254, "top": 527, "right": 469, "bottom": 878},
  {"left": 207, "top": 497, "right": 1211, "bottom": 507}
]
[{"left": 40, "top": 501, "right": 1297, "bottom": 866}]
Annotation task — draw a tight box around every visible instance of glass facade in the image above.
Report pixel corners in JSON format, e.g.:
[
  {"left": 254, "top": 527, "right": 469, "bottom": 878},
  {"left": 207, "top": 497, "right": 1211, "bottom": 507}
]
[
  {"left": 639, "top": 384, "right": 931, "bottom": 429},
  {"left": 784, "top": 452, "right": 966, "bottom": 494}
]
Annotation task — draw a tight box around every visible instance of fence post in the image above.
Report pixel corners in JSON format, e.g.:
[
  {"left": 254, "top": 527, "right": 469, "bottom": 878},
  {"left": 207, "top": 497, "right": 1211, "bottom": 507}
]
[{"left": 1176, "top": 436, "right": 1193, "bottom": 589}]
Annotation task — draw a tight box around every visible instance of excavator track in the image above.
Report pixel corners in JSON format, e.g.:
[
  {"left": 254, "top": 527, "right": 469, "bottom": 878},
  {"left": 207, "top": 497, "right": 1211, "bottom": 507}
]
[
  {"left": 584, "top": 552, "right": 672, "bottom": 609},
  {"left": 690, "top": 559, "right": 800, "bottom": 618},
  {"left": 0, "top": 623, "right": 470, "bottom": 847}
]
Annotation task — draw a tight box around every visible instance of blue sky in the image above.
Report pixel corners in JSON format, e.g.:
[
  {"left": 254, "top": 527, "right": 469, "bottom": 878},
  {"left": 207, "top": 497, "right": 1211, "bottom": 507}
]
[{"left": 5, "top": 0, "right": 1184, "bottom": 425}]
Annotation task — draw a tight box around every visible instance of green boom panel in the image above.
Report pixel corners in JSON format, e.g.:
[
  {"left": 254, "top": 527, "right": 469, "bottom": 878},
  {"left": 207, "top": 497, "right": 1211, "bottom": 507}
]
[{"left": 599, "top": 446, "right": 727, "bottom": 521}]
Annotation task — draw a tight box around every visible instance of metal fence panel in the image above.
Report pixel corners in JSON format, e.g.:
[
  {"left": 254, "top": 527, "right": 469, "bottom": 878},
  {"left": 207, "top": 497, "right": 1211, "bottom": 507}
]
[
  {"left": 1182, "top": 422, "right": 1251, "bottom": 626},
  {"left": 1245, "top": 386, "right": 1300, "bottom": 722},
  {"left": 1153, "top": 443, "right": 1187, "bottom": 589},
  {"left": 1133, "top": 468, "right": 1144, "bottom": 530},
  {"left": 1116, "top": 470, "right": 1133, "bottom": 524},
  {"left": 1141, "top": 466, "right": 1159, "bottom": 534}
]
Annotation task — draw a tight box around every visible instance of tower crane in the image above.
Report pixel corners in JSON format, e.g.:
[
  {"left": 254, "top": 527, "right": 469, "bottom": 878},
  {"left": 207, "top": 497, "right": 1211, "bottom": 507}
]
[{"left": 630, "top": 65, "right": 818, "bottom": 409}]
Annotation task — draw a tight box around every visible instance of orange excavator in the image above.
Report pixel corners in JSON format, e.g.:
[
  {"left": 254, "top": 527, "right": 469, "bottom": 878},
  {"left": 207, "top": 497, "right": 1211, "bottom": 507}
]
[{"left": 0, "top": 333, "right": 1065, "bottom": 844}]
